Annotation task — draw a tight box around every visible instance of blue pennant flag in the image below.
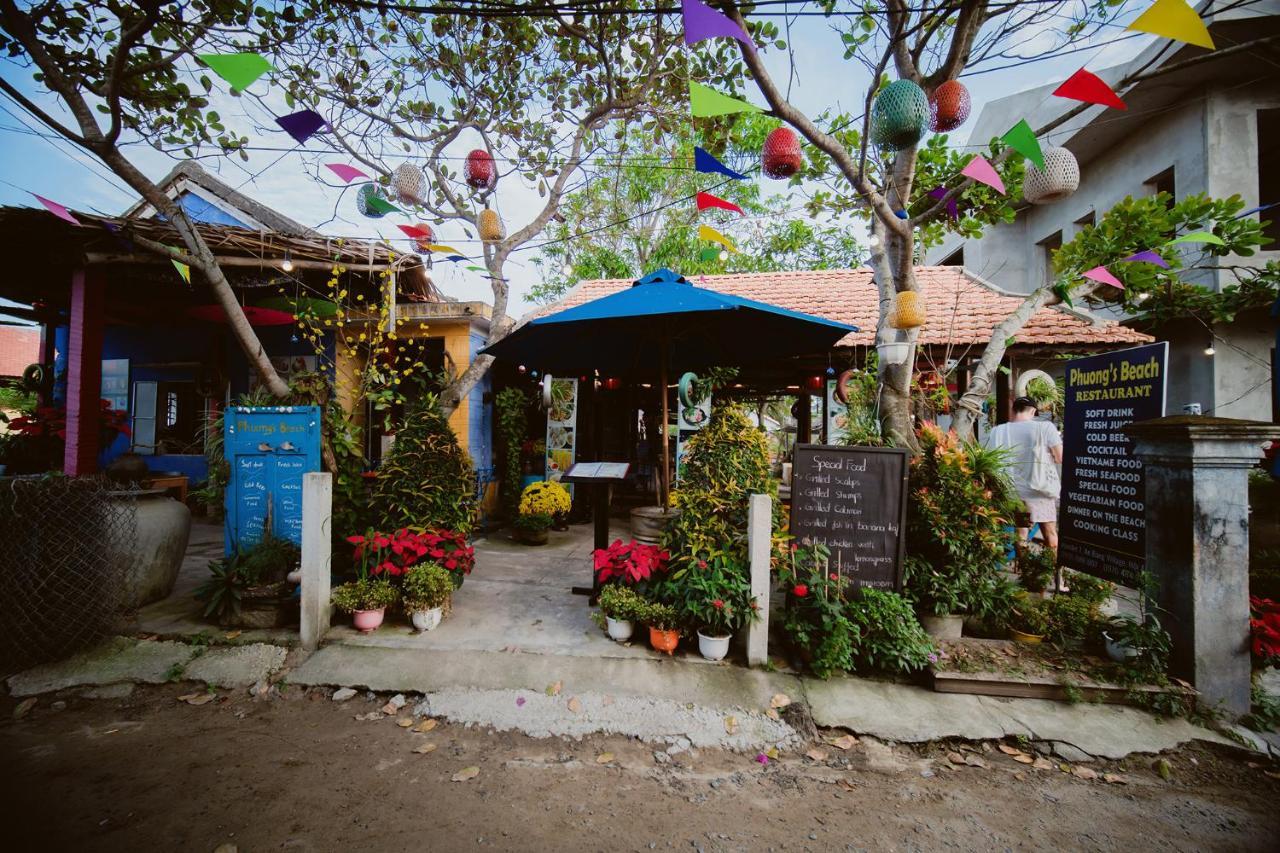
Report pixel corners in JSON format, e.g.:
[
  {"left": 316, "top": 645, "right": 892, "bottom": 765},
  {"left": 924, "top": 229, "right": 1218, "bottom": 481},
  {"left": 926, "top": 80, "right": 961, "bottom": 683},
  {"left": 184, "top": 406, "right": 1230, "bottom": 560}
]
[{"left": 694, "top": 146, "right": 748, "bottom": 180}]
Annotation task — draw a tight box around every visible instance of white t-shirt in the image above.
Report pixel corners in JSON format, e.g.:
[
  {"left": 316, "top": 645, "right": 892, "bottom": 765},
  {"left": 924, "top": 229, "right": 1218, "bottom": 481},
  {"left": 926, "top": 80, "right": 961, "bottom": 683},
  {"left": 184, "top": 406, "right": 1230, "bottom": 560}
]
[{"left": 983, "top": 419, "right": 1062, "bottom": 498}]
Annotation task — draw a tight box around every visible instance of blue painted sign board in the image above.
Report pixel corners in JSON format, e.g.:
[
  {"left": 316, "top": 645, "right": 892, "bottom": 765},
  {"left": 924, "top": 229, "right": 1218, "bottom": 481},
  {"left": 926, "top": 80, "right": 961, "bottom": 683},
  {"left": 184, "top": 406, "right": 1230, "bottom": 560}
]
[{"left": 224, "top": 406, "right": 321, "bottom": 555}]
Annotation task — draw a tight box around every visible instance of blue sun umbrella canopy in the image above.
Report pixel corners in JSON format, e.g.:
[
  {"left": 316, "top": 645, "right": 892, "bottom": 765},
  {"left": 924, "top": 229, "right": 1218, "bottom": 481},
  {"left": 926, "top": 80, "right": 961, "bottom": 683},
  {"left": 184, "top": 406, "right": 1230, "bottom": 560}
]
[{"left": 481, "top": 268, "right": 857, "bottom": 374}]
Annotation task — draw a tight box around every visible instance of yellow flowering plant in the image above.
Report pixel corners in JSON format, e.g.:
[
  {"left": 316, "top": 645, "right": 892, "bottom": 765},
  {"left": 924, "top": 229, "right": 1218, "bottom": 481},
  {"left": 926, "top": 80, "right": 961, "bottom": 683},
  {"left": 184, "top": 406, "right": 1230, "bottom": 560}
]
[{"left": 519, "top": 480, "right": 571, "bottom": 518}]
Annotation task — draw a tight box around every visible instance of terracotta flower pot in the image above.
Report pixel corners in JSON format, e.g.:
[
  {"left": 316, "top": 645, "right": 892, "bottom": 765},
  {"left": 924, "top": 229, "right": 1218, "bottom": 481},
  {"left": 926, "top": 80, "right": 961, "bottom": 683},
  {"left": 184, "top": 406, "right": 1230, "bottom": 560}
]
[
  {"left": 649, "top": 626, "right": 679, "bottom": 655},
  {"left": 1009, "top": 628, "right": 1043, "bottom": 645},
  {"left": 517, "top": 526, "right": 549, "bottom": 546},
  {"left": 352, "top": 607, "right": 386, "bottom": 633}
]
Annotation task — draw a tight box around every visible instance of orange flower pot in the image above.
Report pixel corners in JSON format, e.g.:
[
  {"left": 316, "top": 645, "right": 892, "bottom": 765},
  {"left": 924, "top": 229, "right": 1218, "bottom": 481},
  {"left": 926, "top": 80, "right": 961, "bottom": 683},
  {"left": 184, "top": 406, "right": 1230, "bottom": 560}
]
[{"left": 649, "top": 626, "right": 679, "bottom": 655}]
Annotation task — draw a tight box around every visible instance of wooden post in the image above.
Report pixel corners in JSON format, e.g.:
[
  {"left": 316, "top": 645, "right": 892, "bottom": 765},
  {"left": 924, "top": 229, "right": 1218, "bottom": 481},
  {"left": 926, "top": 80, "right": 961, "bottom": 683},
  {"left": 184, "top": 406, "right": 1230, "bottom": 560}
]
[
  {"left": 300, "top": 472, "right": 333, "bottom": 652},
  {"left": 746, "top": 493, "right": 772, "bottom": 667},
  {"left": 659, "top": 333, "right": 670, "bottom": 510},
  {"left": 64, "top": 268, "right": 105, "bottom": 475}
]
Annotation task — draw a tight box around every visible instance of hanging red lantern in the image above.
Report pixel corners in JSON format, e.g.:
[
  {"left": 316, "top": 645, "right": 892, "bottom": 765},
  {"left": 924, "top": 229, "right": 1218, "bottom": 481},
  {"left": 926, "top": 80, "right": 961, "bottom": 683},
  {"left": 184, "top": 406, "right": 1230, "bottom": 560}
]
[
  {"left": 411, "top": 222, "right": 434, "bottom": 252},
  {"left": 762, "top": 127, "right": 803, "bottom": 179},
  {"left": 602, "top": 377, "right": 622, "bottom": 391},
  {"left": 804, "top": 375, "right": 824, "bottom": 393},
  {"left": 464, "top": 149, "right": 496, "bottom": 189},
  {"left": 929, "top": 80, "right": 971, "bottom": 133}
]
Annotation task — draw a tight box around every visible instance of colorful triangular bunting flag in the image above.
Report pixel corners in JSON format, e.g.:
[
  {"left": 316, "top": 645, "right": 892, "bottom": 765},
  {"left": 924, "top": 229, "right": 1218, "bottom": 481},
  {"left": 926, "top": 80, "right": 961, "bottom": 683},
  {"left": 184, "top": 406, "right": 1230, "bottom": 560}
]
[
  {"left": 1169, "top": 231, "right": 1225, "bottom": 246},
  {"left": 445, "top": 254, "right": 469, "bottom": 263},
  {"left": 689, "top": 82, "right": 762, "bottom": 118},
  {"left": 698, "top": 224, "right": 739, "bottom": 253},
  {"left": 682, "top": 0, "right": 755, "bottom": 51},
  {"left": 927, "top": 187, "right": 959, "bottom": 221},
  {"left": 1082, "top": 265, "right": 1123, "bottom": 288},
  {"left": 1127, "top": 0, "right": 1215, "bottom": 50},
  {"left": 1001, "top": 119, "right": 1044, "bottom": 171},
  {"left": 694, "top": 147, "right": 748, "bottom": 180},
  {"left": 397, "top": 224, "right": 433, "bottom": 239},
  {"left": 423, "top": 244, "right": 464, "bottom": 255},
  {"left": 363, "top": 194, "right": 399, "bottom": 215},
  {"left": 960, "top": 155, "right": 1005, "bottom": 194},
  {"left": 326, "top": 163, "right": 368, "bottom": 183},
  {"left": 172, "top": 260, "right": 191, "bottom": 284},
  {"left": 1122, "top": 249, "right": 1170, "bottom": 268},
  {"left": 1053, "top": 68, "right": 1127, "bottom": 110},
  {"left": 31, "top": 193, "right": 81, "bottom": 225},
  {"left": 696, "top": 191, "right": 744, "bottom": 215},
  {"left": 198, "top": 52, "right": 272, "bottom": 92},
  {"left": 275, "top": 109, "right": 325, "bottom": 144},
  {"left": 698, "top": 247, "right": 721, "bottom": 262}
]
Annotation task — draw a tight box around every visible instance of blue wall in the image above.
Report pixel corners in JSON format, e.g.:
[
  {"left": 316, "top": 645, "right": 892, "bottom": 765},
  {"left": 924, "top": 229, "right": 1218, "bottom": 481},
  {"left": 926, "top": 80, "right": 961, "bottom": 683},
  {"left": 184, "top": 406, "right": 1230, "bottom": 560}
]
[{"left": 469, "top": 329, "right": 493, "bottom": 474}]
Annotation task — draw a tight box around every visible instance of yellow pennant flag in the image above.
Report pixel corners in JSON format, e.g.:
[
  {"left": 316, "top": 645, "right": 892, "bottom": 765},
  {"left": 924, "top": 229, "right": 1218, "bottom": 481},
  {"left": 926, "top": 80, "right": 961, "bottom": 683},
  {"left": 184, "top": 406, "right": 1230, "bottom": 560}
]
[
  {"left": 1127, "top": 0, "right": 1215, "bottom": 49},
  {"left": 698, "top": 224, "right": 739, "bottom": 253},
  {"left": 423, "top": 244, "right": 464, "bottom": 255}
]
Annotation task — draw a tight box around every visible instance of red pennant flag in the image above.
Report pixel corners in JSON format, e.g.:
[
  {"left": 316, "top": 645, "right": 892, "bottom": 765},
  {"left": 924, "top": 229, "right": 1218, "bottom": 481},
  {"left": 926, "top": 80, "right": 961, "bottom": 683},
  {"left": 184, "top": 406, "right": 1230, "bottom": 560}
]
[
  {"left": 397, "top": 224, "right": 432, "bottom": 239},
  {"left": 1053, "top": 68, "right": 1127, "bottom": 110},
  {"left": 696, "top": 191, "right": 744, "bottom": 215}
]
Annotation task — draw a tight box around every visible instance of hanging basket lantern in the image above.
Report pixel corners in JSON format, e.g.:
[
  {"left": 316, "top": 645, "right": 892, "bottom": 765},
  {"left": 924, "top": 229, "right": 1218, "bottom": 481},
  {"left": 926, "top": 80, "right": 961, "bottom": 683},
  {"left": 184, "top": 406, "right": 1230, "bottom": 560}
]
[
  {"left": 411, "top": 223, "right": 435, "bottom": 252},
  {"left": 392, "top": 163, "right": 426, "bottom": 206},
  {"left": 871, "top": 80, "right": 929, "bottom": 151},
  {"left": 1023, "top": 146, "right": 1080, "bottom": 205},
  {"left": 464, "top": 149, "right": 497, "bottom": 189},
  {"left": 356, "top": 183, "right": 389, "bottom": 218},
  {"left": 889, "top": 290, "right": 927, "bottom": 330},
  {"left": 928, "top": 80, "right": 971, "bottom": 132},
  {"left": 804, "top": 375, "right": 824, "bottom": 394},
  {"left": 762, "top": 127, "right": 803, "bottom": 179},
  {"left": 478, "top": 208, "right": 505, "bottom": 242}
]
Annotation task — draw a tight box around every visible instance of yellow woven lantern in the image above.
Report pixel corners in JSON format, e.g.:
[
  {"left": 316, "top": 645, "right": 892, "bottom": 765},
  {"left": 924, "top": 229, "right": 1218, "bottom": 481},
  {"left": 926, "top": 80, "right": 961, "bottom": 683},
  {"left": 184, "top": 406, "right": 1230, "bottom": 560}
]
[
  {"left": 478, "top": 208, "right": 504, "bottom": 243},
  {"left": 889, "top": 290, "right": 926, "bottom": 329}
]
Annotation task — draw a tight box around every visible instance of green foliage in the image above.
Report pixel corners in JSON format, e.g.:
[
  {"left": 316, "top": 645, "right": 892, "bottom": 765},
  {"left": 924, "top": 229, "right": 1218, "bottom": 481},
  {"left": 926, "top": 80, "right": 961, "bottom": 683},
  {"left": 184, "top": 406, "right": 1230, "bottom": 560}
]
[
  {"left": 668, "top": 554, "right": 758, "bottom": 637},
  {"left": 1063, "top": 571, "right": 1115, "bottom": 609},
  {"left": 641, "top": 601, "right": 681, "bottom": 632},
  {"left": 401, "top": 563, "right": 453, "bottom": 611},
  {"left": 597, "top": 584, "right": 648, "bottom": 623},
  {"left": 1104, "top": 613, "right": 1172, "bottom": 683},
  {"left": 494, "top": 388, "right": 528, "bottom": 520},
  {"left": 194, "top": 534, "right": 300, "bottom": 622},
  {"left": 1243, "top": 679, "right": 1280, "bottom": 734},
  {"left": 0, "top": 386, "right": 36, "bottom": 414},
  {"left": 1010, "top": 596, "right": 1050, "bottom": 637},
  {"left": 331, "top": 578, "right": 398, "bottom": 614},
  {"left": 903, "top": 424, "right": 1016, "bottom": 616},
  {"left": 512, "top": 511, "right": 551, "bottom": 533},
  {"left": 1043, "top": 594, "right": 1097, "bottom": 647},
  {"left": 194, "top": 557, "right": 245, "bottom": 622},
  {"left": 845, "top": 588, "right": 936, "bottom": 675},
  {"left": 372, "top": 394, "right": 476, "bottom": 537},
  {"left": 1017, "top": 546, "right": 1057, "bottom": 594}
]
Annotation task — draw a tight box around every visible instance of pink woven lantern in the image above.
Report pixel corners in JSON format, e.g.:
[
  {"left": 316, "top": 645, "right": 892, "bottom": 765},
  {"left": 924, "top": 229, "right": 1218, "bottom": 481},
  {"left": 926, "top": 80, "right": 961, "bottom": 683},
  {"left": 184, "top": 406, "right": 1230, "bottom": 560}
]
[
  {"left": 762, "top": 127, "right": 803, "bottom": 179},
  {"left": 412, "top": 223, "right": 434, "bottom": 252},
  {"left": 929, "top": 80, "right": 971, "bottom": 133},
  {"left": 464, "top": 149, "right": 497, "bottom": 189}
]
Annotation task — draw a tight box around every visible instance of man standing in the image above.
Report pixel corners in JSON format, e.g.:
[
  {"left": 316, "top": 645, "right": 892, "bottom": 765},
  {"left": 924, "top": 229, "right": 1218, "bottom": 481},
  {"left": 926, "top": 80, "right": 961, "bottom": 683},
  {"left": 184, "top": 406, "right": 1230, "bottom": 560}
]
[{"left": 984, "top": 397, "right": 1063, "bottom": 581}]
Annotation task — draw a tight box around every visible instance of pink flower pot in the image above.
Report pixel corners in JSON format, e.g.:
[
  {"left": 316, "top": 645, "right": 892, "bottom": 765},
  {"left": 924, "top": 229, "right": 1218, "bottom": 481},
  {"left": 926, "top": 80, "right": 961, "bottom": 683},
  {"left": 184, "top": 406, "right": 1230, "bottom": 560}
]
[{"left": 352, "top": 607, "right": 386, "bottom": 633}]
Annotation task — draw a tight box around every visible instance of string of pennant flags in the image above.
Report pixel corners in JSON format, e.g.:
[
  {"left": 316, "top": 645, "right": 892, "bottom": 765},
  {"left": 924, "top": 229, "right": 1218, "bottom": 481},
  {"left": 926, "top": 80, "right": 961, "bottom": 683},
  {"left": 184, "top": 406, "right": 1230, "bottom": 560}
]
[{"left": 20, "top": 0, "right": 1233, "bottom": 289}]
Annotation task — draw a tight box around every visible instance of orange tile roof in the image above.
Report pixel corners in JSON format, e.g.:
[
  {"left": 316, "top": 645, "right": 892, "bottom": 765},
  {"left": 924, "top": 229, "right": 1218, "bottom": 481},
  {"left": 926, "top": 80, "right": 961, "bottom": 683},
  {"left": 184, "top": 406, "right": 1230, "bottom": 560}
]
[
  {"left": 534, "top": 267, "right": 1152, "bottom": 349},
  {"left": 0, "top": 326, "right": 39, "bottom": 378}
]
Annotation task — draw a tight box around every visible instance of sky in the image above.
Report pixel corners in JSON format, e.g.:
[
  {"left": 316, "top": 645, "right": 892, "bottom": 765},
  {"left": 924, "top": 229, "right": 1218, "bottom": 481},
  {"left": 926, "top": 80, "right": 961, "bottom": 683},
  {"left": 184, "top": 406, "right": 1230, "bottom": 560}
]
[{"left": 0, "top": 1, "right": 1169, "bottom": 320}]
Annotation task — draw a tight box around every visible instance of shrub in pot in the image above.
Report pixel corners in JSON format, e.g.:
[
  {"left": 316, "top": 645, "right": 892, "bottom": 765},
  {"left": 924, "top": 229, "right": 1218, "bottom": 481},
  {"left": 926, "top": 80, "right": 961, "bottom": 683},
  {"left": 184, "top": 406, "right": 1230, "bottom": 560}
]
[
  {"left": 1016, "top": 546, "right": 1056, "bottom": 595},
  {"left": 516, "top": 480, "right": 570, "bottom": 544},
  {"left": 331, "top": 577, "right": 399, "bottom": 632},
  {"left": 513, "top": 511, "right": 552, "bottom": 545},
  {"left": 592, "top": 538, "right": 671, "bottom": 594},
  {"left": 669, "top": 554, "right": 758, "bottom": 662},
  {"left": 593, "top": 584, "right": 647, "bottom": 642},
  {"left": 402, "top": 562, "right": 453, "bottom": 631},
  {"left": 195, "top": 534, "right": 301, "bottom": 628},
  {"left": 1009, "top": 596, "right": 1050, "bottom": 644},
  {"left": 644, "top": 602, "right": 682, "bottom": 655},
  {"left": 372, "top": 393, "right": 476, "bottom": 537}
]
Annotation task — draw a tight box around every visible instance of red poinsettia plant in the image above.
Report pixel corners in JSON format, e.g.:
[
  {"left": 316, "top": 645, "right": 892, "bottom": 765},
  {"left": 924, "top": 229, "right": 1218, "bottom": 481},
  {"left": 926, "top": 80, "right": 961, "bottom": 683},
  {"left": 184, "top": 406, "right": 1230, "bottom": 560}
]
[
  {"left": 1250, "top": 596, "right": 1280, "bottom": 665},
  {"left": 347, "top": 527, "right": 475, "bottom": 588},
  {"left": 593, "top": 539, "right": 670, "bottom": 586}
]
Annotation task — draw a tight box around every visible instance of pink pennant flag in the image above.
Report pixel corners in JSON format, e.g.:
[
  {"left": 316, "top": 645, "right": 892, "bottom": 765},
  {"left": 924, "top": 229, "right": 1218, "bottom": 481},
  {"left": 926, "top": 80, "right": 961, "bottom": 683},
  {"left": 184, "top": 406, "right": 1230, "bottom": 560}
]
[
  {"left": 1082, "top": 265, "right": 1123, "bottom": 288},
  {"left": 325, "top": 163, "right": 368, "bottom": 183},
  {"left": 32, "top": 193, "right": 81, "bottom": 225},
  {"left": 960, "top": 156, "right": 1005, "bottom": 194},
  {"left": 1122, "top": 249, "right": 1170, "bottom": 268}
]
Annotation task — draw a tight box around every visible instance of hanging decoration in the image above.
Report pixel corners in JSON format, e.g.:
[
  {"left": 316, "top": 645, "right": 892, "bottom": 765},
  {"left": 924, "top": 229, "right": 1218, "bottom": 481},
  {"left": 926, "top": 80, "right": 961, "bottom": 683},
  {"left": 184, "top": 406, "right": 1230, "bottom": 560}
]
[
  {"left": 696, "top": 191, "right": 744, "bottom": 215},
  {"left": 698, "top": 224, "right": 738, "bottom": 253},
  {"left": 888, "top": 290, "right": 926, "bottom": 329},
  {"left": 465, "top": 265, "right": 488, "bottom": 273},
  {"left": 172, "top": 260, "right": 191, "bottom": 284},
  {"left": 1127, "top": 0, "right": 1215, "bottom": 50},
  {"left": 681, "top": 0, "right": 755, "bottom": 51},
  {"left": 464, "top": 149, "right": 497, "bottom": 189},
  {"left": 926, "top": 187, "right": 959, "bottom": 220},
  {"left": 423, "top": 243, "right": 465, "bottom": 255},
  {"left": 834, "top": 369, "right": 855, "bottom": 405},
  {"left": 694, "top": 146, "right": 748, "bottom": 180},
  {"left": 1082, "top": 266, "right": 1123, "bottom": 288},
  {"left": 275, "top": 109, "right": 325, "bottom": 144},
  {"left": 198, "top": 53, "right": 272, "bottom": 92},
  {"left": 928, "top": 80, "right": 971, "bottom": 132},
  {"left": 960, "top": 155, "right": 1005, "bottom": 194},
  {"left": 31, "top": 193, "right": 81, "bottom": 225},
  {"left": 1169, "top": 231, "right": 1225, "bottom": 246},
  {"left": 445, "top": 254, "right": 470, "bottom": 263},
  {"left": 479, "top": 208, "right": 505, "bottom": 242},
  {"left": 698, "top": 247, "right": 722, "bottom": 262},
  {"left": 1053, "top": 68, "right": 1127, "bottom": 110},
  {"left": 392, "top": 163, "right": 427, "bottom": 206},
  {"left": 188, "top": 304, "right": 295, "bottom": 326},
  {"left": 761, "top": 127, "right": 803, "bottom": 179},
  {"left": 677, "top": 372, "right": 699, "bottom": 408},
  {"left": 398, "top": 223, "right": 435, "bottom": 251},
  {"left": 689, "top": 82, "right": 762, "bottom": 118},
  {"left": 1022, "top": 146, "right": 1080, "bottom": 205},
  {"left": 1000, "top": 120, "right": 1044, "bottom": 170},
  {"left": 326, "top": 163, "right": 368, "bottom": 183},
  {"left": 1122, "top": 249, "right": 1170, "bottom": 267},
  {"left": 356, "top": 184, "right": 397, "bottom": 217},
  {"left": 870, "top": 80, "right": 928, "bottom": 151}
]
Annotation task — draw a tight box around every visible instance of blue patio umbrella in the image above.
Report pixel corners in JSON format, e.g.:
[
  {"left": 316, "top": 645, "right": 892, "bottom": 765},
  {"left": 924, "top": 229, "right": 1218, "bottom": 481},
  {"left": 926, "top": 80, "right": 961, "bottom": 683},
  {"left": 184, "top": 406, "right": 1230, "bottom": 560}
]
[{"left": 481, "top": 268, "right": 856, "bottom": 504}]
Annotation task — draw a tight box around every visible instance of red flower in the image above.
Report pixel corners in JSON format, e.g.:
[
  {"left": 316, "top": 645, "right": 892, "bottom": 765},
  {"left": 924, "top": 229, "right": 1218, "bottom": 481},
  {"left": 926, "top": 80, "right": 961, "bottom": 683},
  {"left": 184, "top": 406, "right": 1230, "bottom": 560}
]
[
  {"left": 793, "top": 584, "right": 809, "bottom": 598},
  {"left": 346, "top": 535, "right": 366, "bottom": 545},
  {"left": 697, "top": 559, "right": 708, "bottom": 569},
  {"left": 829, "top": 573, "right": 838, "bottom": 581},
  {"left": 445, "top": 559, "right": 457, "bottom": 570},
  {"left": 712, "top": 599, "right": 724, "bottom": 609}
]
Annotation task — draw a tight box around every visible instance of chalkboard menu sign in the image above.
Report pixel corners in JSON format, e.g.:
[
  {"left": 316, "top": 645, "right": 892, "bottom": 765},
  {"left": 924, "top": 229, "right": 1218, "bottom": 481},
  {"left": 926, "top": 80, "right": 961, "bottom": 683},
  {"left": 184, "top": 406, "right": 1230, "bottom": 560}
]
[
  {"left": 224, "top": 406, "right": 322, "bottom": 556},
  {"left": 788, "top": 444, "right": 909, "bottom": 590}
]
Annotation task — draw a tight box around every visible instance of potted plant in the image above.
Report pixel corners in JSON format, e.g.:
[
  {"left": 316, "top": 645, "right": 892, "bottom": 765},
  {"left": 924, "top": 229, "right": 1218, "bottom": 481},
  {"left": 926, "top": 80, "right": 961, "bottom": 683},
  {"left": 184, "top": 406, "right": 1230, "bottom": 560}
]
[
  {"left": 672, "top": 554, "right": 758, "bottom": 662},
  {"left": 903, "top": 556, "right": 967, "bottom": 639},
  {"left": 195, "top": 534, "right": 300, "bottom": 628},
  {"left": 401, "top": 562, "right": 453, "bottom": 632},
  {"left": 513, "top": 510, "right": 552, "bottom": 545},
  {"left": 1102, "top": 613, "right": 1170, "bottom": 668},
  {"left": 592, "top": 538, "right": 671, "bottom": 590},
  {"left": 331, "top": 577, "right": 399, "bottom": 632},
  {"left": 1009, "top": 596, "right": 1050, "bottom": 644},
  {"left": 594, "top": 584, "right": 647, "bottom": 642},
  {"left": 516, "top": 480, "right": 570, "bottom": 544},
  {"left": 644, "top": 602, "right": 682, "bottom": 655},
  {"left": 1016, "top": 546, "right": 1056, "bottom": 597}
]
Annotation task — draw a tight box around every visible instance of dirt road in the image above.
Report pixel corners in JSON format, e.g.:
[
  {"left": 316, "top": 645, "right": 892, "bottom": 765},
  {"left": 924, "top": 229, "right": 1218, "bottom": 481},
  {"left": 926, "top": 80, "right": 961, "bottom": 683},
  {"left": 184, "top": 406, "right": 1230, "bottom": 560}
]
[{"left": 2, "top": 684, "right": 1276, "bottom": 851}]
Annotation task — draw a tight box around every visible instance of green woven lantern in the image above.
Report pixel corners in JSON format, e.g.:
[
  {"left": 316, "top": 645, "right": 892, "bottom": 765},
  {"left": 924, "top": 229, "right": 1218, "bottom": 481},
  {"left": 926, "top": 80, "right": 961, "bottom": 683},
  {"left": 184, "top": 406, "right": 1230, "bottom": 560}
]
[{"left": 871, "top": 80, "right": 929, "bottom": 151}]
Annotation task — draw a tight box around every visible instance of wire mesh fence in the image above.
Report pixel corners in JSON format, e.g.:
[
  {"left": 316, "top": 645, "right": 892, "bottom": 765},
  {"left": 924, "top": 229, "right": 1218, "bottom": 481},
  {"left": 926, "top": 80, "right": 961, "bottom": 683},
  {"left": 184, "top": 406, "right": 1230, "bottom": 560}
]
[{"left": 0, "top": 476, "right": 137, "bottom": 673}]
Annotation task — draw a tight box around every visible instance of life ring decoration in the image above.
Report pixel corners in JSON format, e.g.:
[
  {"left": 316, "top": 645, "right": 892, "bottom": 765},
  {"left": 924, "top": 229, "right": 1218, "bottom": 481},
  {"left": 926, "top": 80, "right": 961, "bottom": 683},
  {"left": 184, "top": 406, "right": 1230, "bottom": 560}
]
[
  {"left": 677, "top": 371, "right": 699, "bottom": 408},
  {"left": 21, "top": 363, "right": 48, "bottom": 392},
  {"left": 541, "top": 373, "right": 554, "bottom": 409},
  {"left": 1014, "top": 369, "right": 1055, "bottom": 399},
  {"left": 833, "top": 369, "right": 856, "bottom": 405}
]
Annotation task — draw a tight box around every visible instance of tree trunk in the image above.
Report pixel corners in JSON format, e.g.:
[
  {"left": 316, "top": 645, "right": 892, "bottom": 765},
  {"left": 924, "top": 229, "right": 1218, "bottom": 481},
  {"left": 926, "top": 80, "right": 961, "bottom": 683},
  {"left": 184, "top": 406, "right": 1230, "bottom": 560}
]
[{"left": 871, "top": 213, "right": 921, "bottom": 453}]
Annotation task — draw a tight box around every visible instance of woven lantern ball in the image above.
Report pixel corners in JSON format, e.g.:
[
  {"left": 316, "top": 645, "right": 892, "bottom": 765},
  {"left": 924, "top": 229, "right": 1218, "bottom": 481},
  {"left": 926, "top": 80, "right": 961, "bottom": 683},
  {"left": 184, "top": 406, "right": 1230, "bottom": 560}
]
[
  {"left": 478, "top": 208, "right": 505, "bottom": 242},
  {"left": 871, "top": 80, "right": 929, "bottom": 151},
  {"left": 1023, "top": 146, "right": 1080, "bottom": 205},
  {"left": 392, "top": 163, "right": 426, "bottom": 206},
  {"left": 411, "top": 223, "right": 435, "bottom": 252},
  {"left": 356, "top": 183, "right": 388, "bottom": 219},
  {"left": 762, "top": 127, "right": 803, "bottom": 179},
  {"left": 928, "top": 80, "right": 971, "bottom": 133},
  {"left": 889, "top": 290, "right": 927, "bottom": 330},
  {"left": 464, "top": 149, "right": 497, "bottom": 189}
]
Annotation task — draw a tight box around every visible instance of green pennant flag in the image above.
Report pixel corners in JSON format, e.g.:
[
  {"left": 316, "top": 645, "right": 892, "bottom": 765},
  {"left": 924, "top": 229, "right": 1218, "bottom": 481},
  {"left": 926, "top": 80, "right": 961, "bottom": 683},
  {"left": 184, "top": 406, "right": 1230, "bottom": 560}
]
[
  {"left": 363, "top": 194, "right": 400, "bottom": 215},
  {"left": 171, "top": 260, "right": 191, "bottom": 283},
  {"left": 689, "top": 82, "right": 762, "bottom": 118},
  {"left": 1001, "top": 119, "right": 1044, "bottom": 171},
  {"left": 1169, "top": 230, "right": 1225, "bottom": 246},
  {"left": 465, "top": 265, "right": 488, "bottom": 273},
  {"left": 698, "top": 247, "right": 721, "bottom": 262},
  {"left": 198, "top": 53, "right": 273, "bottom": 92}
]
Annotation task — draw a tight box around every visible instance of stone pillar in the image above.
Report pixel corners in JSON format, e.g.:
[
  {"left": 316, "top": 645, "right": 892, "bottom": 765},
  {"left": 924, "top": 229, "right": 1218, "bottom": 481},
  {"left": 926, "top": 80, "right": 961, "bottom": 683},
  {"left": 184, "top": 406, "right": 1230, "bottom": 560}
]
[
  {"left": 300, "top": 472, "right": 333, "bottom": 652},
  {"left": 1124, "top": 416, "right": 1280, "bottom": 717},
  {"left": 746, "top": 493, "right": 772, "bottom": 667}
]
